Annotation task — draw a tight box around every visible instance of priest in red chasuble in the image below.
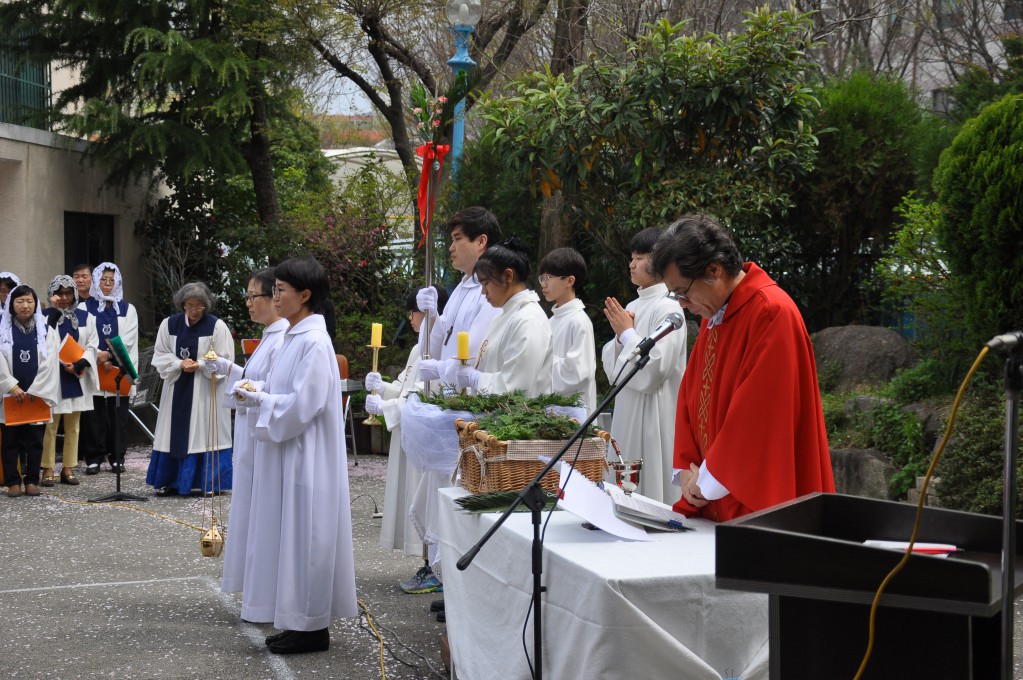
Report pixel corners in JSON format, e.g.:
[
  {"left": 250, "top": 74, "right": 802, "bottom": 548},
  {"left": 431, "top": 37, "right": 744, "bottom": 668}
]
[{"left": 651, "top": 214, "right": 834, "bottom": 522}]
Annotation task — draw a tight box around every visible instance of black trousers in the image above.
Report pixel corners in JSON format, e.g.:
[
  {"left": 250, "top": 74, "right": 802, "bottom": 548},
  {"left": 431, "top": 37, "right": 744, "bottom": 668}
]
[
  {"left": 1, "top": 422, "right": 45, "bottom": 486},
  {"left": 82, "top": 395, "right": 129, "bottom": 467}
]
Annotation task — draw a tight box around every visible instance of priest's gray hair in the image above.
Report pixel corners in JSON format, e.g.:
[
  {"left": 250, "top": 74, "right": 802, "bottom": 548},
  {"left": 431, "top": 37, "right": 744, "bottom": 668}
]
[
  {"left": 174, "top": 282, "right": 216, "bottom": 312},
  {"left": 650, "top": 214, "right": 744, "bottom": 279}
]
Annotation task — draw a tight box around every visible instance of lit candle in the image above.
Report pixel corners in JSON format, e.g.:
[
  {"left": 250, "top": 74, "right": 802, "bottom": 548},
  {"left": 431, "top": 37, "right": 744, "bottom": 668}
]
[
  {"left": 456, "top": 331, "right": 470, "bottom": 360},
  {"left": 371, "top": 323, "right": 383, "bottom": 347}
]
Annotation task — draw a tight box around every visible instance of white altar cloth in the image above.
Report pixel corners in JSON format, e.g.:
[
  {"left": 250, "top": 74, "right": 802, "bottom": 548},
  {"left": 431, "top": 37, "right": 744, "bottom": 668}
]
[{"left": 437, "top": 487, "right": 769, "bottom": 680}]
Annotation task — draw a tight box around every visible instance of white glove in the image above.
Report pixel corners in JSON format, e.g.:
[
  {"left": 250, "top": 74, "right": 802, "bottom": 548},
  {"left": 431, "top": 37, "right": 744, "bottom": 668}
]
[
  {"left": 455, "top": 364, "right": 480, "bottom": 392},
  {"left": 232, "top": 379, "right": 264, "bottom": 399},
  {"left": 199, "top": 357, "right": 232, "bottom": 377},
  {"left": 208, "top": 357, "right": 234, "bottom": 377},
  {"left": 365, "top": 394, "right": 384, "bottom": 415},
  {"left": 441, "top": 358, "right": 461, "bottom": 386},
  {"left": 419, "top": 358, "right": 443, "bottom": 381},
  {"left": 365, "top": 371, "right": 385, "bottom": 392},
  {"left": 242, "top": 389, "right": 267, "bottom": 405},
  {"left": 416, "top": 287, "right": 438, "bottom": 316}
]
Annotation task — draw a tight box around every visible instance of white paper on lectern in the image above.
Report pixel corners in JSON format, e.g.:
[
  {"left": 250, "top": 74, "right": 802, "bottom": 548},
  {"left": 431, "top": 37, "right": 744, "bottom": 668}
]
[{"left": 555, "top": 461, "right": 650, "bottom": 541}]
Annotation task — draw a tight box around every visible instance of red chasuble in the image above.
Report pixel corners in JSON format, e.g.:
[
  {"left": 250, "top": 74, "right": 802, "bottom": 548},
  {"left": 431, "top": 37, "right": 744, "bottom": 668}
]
[{"left": 672, "top": 262, "right": 834, "bottom": 522}]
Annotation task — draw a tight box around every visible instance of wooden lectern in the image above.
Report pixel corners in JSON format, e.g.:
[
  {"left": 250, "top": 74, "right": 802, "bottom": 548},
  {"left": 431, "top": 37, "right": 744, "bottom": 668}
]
[{"left": 716, "top": 493, "right": 1023, "bottom": 679}]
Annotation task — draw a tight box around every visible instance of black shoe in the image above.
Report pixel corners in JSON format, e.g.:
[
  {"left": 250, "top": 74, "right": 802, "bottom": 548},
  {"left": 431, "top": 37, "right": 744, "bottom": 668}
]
[
  {"left": 154, "top": 487, "right": 180, "bottom": 497},
  {"left": 110, "top": 462, "right": 124, "bottom": 473},
  {"left": 436, "top": 610, "right": 446, "bottom": 623},
  {"left": 265, "top": 630, "right": 294, "bottom": 646},
  {"left": 85, "top": 464, "right": 100, "bottom": 475},
  {"left": 268, "top": 628, "right": 329, "bottom": 655},
  {"left": 430, "top": 598, "right": 445, "bottom": 612}
]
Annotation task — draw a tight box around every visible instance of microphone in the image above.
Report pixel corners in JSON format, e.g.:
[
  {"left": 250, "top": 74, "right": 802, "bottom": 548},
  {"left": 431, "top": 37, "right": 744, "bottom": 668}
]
[
  {"left": 986, "top": 331, "right": 1023, "bottom": 352},
  {"left": 630, "top": 312, "right": 685, "bottom": 362}
]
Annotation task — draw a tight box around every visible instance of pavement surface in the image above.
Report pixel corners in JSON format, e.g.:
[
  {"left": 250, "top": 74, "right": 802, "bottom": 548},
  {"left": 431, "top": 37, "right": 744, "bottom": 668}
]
[
  {"left": 4, "top": 446, "right": 1023, "bottom": 680},
  {"left": 1, "top": 448, "right": 448, "bottom": 680}
]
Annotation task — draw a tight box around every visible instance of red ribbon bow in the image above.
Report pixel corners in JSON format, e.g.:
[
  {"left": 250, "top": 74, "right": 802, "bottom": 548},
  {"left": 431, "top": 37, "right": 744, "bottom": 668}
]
[{"left": 416, "top": 143, "right": 451, "bottom": 247}]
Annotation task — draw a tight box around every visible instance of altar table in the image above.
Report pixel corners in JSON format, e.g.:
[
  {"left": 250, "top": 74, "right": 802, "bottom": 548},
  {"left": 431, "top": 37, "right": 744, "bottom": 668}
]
[{"left": 437, "top": 487, "right": 769, "bottom": 680}]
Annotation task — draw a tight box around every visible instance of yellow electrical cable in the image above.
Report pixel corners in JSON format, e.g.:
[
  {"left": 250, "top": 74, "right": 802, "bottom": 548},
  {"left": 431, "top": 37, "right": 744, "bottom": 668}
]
[
  {"left": 852, "top": 345, "right": 990, "bottom": 680},
  {"left": 43, "top": 492, "right": 207, "bottom": 532},
  {"left": 358, "top": 598, "right": 388, "bottom": 680}
]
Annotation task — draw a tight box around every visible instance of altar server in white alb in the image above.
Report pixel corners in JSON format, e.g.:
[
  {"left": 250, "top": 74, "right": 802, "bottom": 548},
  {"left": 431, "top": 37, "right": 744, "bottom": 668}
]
[
  {"left": 231, "top": 256, "right": 357, "bottom": 655},
  {"left": 401, "top": 206, "right": 503, "bottom": 596},
  {"left": 215, "top": 269, "right": 289, "bottom": 606},
  {"left": 455, "top": 237, "right": 553, "bottom": 397},
  {"left": 146, "top": 282, "right": 235, "bottom": 496},
  {"left": 602, "top": 227, "right": 687, "bottom": 504},
  {"left": 416, "top": 206, "right": 503, "bottom": 390},
  {"left": 41, "top": 274, "right": 98, "bottom": 486},
  {"left": 539, "top": 247, "right": 597, "bottom": 415},
  {"left": 1, "top": 285, "right": 61, "bottom": 497},
  {"left": 365, "top": 285, "right": 448, "bottom": 557},
  {"left": 79, "top": 262, "right": 139, "bottom": 475}
]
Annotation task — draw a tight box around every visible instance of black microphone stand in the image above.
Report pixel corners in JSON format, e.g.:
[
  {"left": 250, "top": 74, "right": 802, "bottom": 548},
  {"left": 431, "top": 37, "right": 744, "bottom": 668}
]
[
  {"left": 457, "top": 352, "right": 653, "bottom": 680},
  {"left": 89, "top": 340, "right": 147, "bottom": 503},
  {"left": 998, "top": 347, "right": 1021, "bottom": 680}
]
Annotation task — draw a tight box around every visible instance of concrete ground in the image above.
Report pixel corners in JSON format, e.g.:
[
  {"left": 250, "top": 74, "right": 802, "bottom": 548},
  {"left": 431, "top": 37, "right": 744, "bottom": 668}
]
[
  {"left": 3, "top": 446, "right": 1023, "bottom": 680},
  {"left": 1, "top": 448, "right": 447, "bottom": 680}
]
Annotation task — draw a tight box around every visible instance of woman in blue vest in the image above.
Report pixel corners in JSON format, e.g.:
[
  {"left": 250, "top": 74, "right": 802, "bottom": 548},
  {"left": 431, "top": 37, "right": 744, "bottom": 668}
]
[
  {"left": 146, "top": 282, "right": 234, "bottom": 496},
  {"left": 79, "top": 262, "right": 139, "bottom": 475},
  {"left": 0, "top": 285, "right": 61, "bottom": 497},
  {"left": 41, "top": 275, "right": 99, "bottom": 486}
]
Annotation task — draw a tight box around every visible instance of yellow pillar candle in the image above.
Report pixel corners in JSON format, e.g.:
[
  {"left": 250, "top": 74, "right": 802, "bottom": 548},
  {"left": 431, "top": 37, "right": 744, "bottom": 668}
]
[
  {"left": 456, "top": 331, "right": 470, "bottom": 360},
  {"left": 370, "top": 323, "right": 383, "bottom": 347}
]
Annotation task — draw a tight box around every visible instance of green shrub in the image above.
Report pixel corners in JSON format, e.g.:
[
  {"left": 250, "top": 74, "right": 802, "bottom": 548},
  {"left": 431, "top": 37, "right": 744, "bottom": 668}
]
[
  {"left": 882, "top": 359, "right": 945, "bottom": 404},
  {"left": 936, "top": 389, "right": 1022, "bottom": 516},
  {"left": 933, "top": 94, "right": 1023, "bottom": 350},
  {"left": 868, "top": 402, "right": 927, "bottom": 498}
]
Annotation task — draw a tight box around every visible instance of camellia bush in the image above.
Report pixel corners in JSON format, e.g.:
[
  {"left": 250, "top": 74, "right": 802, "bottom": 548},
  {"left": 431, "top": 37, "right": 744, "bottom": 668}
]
[
  {"left": 478, "top": 8, "right": 821, "bottom": 283},
  {"left": 286, "top": 160, "right": 416, "bottom": 370},
  {"left": 932, "top": 93, "right": 1023, "bottom": 349}
]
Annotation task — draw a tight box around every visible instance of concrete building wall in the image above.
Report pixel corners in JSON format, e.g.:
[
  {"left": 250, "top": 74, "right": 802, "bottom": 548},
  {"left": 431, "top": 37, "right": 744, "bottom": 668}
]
[{"left": 0, "top": 122, "right": 150, "bottom": 324}]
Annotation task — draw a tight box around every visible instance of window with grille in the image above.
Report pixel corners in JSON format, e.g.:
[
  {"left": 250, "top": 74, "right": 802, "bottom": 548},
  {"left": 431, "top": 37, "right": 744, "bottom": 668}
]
[{"left": 0, "top": 36, "right": 51, "bottom": 130}]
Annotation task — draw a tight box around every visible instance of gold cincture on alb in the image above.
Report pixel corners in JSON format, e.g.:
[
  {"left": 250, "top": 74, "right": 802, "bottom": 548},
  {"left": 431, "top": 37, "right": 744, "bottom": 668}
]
[{"left": 200, "top": 339, "right": 227, "bottom": 557}]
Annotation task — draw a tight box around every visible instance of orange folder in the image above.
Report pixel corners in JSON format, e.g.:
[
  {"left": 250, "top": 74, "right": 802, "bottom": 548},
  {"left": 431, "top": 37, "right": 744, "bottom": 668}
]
[
  {"left": 58, "top": 334, "right": 86, "bottom": 364},
  {"left": 98, "top": 363, "right": 132, "bottom": 395},
  {"left": 241, "top": 338, "right": 261, "bottom": 356},
  {"left": 3, "top": 394, "right": 52, "bottom": 426}
]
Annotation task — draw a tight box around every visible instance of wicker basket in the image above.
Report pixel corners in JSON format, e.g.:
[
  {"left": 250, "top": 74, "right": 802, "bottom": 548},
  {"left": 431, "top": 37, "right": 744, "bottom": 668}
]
[{"left": 454, "top": 418, "right": 608, "bottom": 493}]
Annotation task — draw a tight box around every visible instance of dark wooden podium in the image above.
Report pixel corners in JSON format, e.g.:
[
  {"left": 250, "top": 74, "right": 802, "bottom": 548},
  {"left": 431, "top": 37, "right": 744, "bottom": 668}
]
[{"left": 716, "top": 493, "right": 1023, "bottom": 679}]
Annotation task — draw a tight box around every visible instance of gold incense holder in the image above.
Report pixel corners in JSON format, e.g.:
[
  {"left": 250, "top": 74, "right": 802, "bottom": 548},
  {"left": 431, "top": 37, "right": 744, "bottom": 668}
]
[
  {"left": 363, "top": 343, "right": 386, "bottom": 426},
  {"left": 200, "top": 525, "right": 225, "bottom": 557}
]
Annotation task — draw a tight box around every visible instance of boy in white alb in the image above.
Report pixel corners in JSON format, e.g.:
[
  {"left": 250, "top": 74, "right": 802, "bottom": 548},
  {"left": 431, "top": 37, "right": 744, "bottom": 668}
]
[
  {"left": 601, "top": 227, "right": 687, "bottom": 504},
  {"left": 539, "top": 247, "right": 597, "bottom": 415},
  {"left": 402, "top": 207, "right": 502, "bottom": 598}
]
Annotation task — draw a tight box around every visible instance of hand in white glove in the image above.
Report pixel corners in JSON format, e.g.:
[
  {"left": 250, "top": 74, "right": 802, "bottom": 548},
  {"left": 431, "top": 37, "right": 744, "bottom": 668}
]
[
  {"left": 208, "top": 357, "right": 234, "bottom": 377},
  {"left": 441, "top": 358, "right": 461, "bottom": 387},
  {"left": 365, "top": 371, "right": 385, "bottom": 392},
  {"left": 241, "top": 389, "right": 267, "bottom": 405},
  {"left": 416, "top": 287, "right": 438, "bottom": 316},
  {"left": 455, "top": 364, "right": 480, "bottom": 392},
  {"left": 419, "top": 358, "right": 442, "bottom": 381},
  {"left": 232, "top": 379, "right": 264, "bottom": 399},
  {"left": 365, "top": 393, "right": 384, "bottom": 415}
]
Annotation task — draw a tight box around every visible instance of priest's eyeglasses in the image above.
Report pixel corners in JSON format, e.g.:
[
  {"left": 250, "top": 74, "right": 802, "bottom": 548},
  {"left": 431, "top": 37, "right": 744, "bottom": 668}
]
[{"left": 667, "top": 278, "right": 695, "bottom": 303}]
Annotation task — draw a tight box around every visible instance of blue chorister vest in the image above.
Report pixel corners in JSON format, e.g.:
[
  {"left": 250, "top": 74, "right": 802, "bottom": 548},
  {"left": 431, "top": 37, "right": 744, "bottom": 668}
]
[
  {"left": 166, "top": 312, "right": 219, "bottom": 458},
  {"left": 11, "top": 323, "right": 40, "bottom": 391}
]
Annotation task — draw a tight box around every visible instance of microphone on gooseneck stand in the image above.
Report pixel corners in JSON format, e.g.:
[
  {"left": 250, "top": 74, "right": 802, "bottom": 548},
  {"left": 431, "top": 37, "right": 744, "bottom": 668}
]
[
  {"left": 628, "top": 312, "right": 685, "bottom": 364},
  {"left": 986, "top": 331, "right": 1023, "bottom": 352}
]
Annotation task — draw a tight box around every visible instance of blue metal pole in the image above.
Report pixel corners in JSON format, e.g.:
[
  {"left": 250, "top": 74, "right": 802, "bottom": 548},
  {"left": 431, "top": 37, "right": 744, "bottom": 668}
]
[{"left": 447, "top": 24, "right": 476, "bottom": 179}]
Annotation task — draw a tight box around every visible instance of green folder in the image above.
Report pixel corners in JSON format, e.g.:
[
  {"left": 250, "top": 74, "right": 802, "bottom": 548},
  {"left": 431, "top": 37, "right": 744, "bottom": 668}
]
[{"left": 106, "top": 336, "right": 139, "bottom": 381}]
